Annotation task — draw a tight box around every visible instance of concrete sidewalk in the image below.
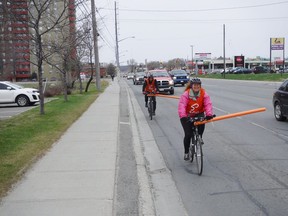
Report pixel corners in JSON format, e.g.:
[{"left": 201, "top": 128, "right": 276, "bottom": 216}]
[
  {"left": 0, "top": 78, "right": 187, "bottom": 216},
  {"left": 0, "top": 80, "right": 120, "bottom": 216}
]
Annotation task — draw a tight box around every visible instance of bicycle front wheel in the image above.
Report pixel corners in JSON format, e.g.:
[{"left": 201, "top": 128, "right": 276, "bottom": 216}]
[{"left": 195, "top": 136, "right": 203, "bottom": 175}]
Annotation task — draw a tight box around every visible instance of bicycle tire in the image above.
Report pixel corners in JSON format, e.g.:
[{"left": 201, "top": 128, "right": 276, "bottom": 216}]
[{"left": 195, "top": 136, "right": 203, "bottom": 175}]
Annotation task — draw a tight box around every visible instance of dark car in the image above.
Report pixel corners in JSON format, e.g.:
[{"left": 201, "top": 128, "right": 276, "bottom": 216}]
[
  {"left": 273, "top": 79, "right": 288, "bottom": 121},
  {"left": 233, "top": 67, "right": 252, "bottom": 74},
  {"left": 252, "top": 66, "right": 269, "bottom": 74},
  {"left": 169, "top": 69, "right": 189, "bottom": 86},
  {"left": 133, "top": 72, "right": 146, "bottom": 85}
]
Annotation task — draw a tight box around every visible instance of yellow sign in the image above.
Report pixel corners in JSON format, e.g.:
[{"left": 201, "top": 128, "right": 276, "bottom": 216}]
[{"left": 271, "top": 38, "right": 285, "bottom": 50}]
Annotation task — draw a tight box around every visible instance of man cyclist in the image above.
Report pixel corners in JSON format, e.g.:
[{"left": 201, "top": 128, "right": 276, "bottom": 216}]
[{"left": 142, "top": 73, "right": 159, "bottom": 115}]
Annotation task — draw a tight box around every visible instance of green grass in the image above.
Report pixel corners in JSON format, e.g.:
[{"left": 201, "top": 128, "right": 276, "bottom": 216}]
[
  {"left": 0, "top": 80, "right": 108, "bottom": 198},
  {"left": 200, "top": 73, "right": 288, "bottom": 82}
]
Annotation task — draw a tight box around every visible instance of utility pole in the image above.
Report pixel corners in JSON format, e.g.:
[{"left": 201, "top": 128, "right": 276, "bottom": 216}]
[
  {"left": 115, "top": 1, "right": 120, "bottom": 70},
  {"left": 223, "top": 24, "right": 226, "bottom": 79},
  {"left": 90, "top": 0, "right": 101, "bottom": 90}
]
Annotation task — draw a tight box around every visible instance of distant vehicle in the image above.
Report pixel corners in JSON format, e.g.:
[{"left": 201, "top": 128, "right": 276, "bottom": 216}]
[
  {"left": 127, "top": 73, "right": 134, "bottom": 80},
  {"left": 273, "top": 79, "right": 288, "bottom": 121},
  {"left": 251, "top": 66, "right": 270, "bottom": 74},
  {"left": 149, "top": 70, "right": 174, "bottom": 94},
  {"left": 0, "top": 81, "right": 40, "bottom": 107},
  {"left": 169, "top": 69, "right": 189, "bottom": 86},
  {"left": 233, "top": 67, "right": 252, "bottom": 74},
  {"left": 278, "top": 67, "right": 288, "bottom": 73},
  {"left": 220, "top": 67, "right": 235, "bottom": 74},
  {"left": 133, "top": 72, "right": 146, "bottom": 85}
]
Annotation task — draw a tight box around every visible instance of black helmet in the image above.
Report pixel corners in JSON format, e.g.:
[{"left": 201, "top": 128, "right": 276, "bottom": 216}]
[{"left": 190, "top": 77, "right": 201, "bottom": 85}]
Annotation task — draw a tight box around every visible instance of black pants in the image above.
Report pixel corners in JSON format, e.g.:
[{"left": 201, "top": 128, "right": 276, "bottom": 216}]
[
  {"left": 145, "top": 95, "right": 156, "bottom": 112},
  {"left": 180, "top": 117, "right": 205, "bottom": 154}
]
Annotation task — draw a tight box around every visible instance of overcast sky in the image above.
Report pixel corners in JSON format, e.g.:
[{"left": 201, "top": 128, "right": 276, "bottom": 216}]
[{"left": 95, "top": 0, "right": 288, "bottom": 65}]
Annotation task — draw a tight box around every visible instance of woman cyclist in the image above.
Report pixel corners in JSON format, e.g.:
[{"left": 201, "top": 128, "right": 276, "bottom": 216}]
[
  {"left": 142, "top": 73, "right": 159, "bottom": 115},
  {"left": 178, "top": 77, "right": 214, "bottom": 161}
]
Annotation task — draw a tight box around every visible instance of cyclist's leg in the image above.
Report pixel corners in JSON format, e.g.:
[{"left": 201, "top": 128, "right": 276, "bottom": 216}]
[
  {"left": 145, "top": 95, "right": 148, "bottom": 107},
  {"left": 198, "top": 124, "right": 205, "bottom": 144},
  {"left": 152, "top": 96, "right": 156, "bottom": 114},
  {"left": 180, "top": 118, "right": 193, "bottom": 157}
]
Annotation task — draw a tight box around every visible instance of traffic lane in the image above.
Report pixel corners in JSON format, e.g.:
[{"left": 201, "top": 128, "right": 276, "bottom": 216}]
[
  {"left": 202, "top": 78, "right": 287, "bottom": 138},
  {"left": 129, "top": 80, "right": 288, "bottom": 216},
  {"left": 0, "top": 103, "right": 39, "bottom": 119}
]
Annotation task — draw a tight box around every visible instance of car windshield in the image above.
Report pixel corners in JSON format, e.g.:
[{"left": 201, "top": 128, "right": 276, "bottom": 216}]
[
  {"left": 136, "top": 72, "right": 145, "bottom": 76},
  {"left": 171, "top": 70, "right": 186, "bottom": 75},
  {"left": 151, "top": 71, "right": 169, "bottom": 77}
]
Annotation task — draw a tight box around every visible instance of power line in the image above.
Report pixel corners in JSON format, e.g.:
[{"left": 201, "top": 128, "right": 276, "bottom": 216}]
[
  {"left": 119, "top": 16, "right": 288, "bottom": 23},
  {"left": 96, "top": 8, "right": 114, "bottom": 49},
  {"left": 102, "top": 1, "right": 288, "bottom": 13}
]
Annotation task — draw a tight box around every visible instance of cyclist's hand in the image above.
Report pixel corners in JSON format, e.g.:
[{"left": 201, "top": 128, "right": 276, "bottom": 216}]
[{"left": 206, "top": 115, "right": 215, "bottom": 120}]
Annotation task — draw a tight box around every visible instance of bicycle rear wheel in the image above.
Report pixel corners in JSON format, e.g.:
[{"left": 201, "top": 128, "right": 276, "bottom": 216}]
[{"left": 195, "top": 136, "right": 203, "bottom": 175}]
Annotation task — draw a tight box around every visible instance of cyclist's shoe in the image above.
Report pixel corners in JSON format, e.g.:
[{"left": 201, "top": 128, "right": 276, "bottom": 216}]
[
  {"left": 184, "top": 153, "right": 189, "bottom": 161},
  {"left": 145, "top": 102, "right": 148, "bottom": 107},
  {"left": 200, "top": 138, "right": 204, "bottom": 145}
]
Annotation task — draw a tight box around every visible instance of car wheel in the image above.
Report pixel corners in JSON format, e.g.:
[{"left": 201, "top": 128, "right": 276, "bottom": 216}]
[
  {"left": 274, "top": 102, "right": 286, "bottom": 121},
  {"left": 16, "top": 95, "right": 29, "bottom": 107},
  {"left": 170, "top": 89, "right": 174, "bottom": 95}
]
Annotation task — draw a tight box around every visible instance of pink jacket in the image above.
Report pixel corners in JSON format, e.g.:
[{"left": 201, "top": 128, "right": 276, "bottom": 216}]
[{"left": 178, "top": 89, "right": 213, "bottom": 118}]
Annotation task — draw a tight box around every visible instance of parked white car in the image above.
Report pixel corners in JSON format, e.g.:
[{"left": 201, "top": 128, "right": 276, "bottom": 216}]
[{"left": 0, "top": 81, "right": 40, "bottom": 107}]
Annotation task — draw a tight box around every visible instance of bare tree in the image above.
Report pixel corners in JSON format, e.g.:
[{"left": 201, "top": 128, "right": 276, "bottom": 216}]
[
  {"left": 47, "top": 23, "right": 92, "bottom": 99},
  {"left": 106, "top": 63, "right": 116, "bottom": 77},
  {"left": 22, "top": 0, "right": 86, "bottom": 114},
  {"left": 26, "top": 0, "right": 73, "bottom": 113}
]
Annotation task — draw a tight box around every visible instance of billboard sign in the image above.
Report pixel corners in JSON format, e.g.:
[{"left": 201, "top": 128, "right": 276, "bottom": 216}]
[
  {"left": 271, "top": 38, "right": 285, "bottom": 50},
  {"left": 234, "top": 56, "right": 245, "bottom": 67},
  {"left": 195, "top": 53, "right": 211, "bottom": 60}
]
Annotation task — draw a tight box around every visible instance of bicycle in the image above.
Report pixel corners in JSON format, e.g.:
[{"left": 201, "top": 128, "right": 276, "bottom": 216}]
[
  {"left": 146, "top": 93, "right": 156, "bottom": 120},
  {"left": 188, "top": 115, "right": 215, "bottom": 176}
]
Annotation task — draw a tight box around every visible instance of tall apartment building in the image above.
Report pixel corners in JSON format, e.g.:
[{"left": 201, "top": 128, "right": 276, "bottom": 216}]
[
  {"left": 0, "top": 0, "right": 30, "bottom": 81},
  {"left": 0, "top": 0, "right": 76, "bottom": 81}
]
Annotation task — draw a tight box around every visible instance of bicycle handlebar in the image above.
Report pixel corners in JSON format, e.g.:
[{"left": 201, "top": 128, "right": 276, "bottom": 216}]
[
  {"left": 143, "top": 91, "right": 157, "bottom": 96},
  {"left": 188, "top": 114, "right": 216, "bottom": 125}
]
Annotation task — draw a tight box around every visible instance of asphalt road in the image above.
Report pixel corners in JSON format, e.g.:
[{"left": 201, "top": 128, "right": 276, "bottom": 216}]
[
  {"left": 0, "top": 103, "right": 39, "bottom": 119},
  {"left": 128, "top": 78, "right": 288, "bottom": 216},
  {"left": 0, "top": 98, "right": 55, "bottom": 119}
]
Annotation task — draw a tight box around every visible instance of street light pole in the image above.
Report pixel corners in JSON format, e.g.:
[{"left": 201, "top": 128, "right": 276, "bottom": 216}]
[
  {"left": 190, "top": 45, "right": 194, "bottom": 73},
  {"left": 116, "top": 36, "right": 135, "bottom": 70}
]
